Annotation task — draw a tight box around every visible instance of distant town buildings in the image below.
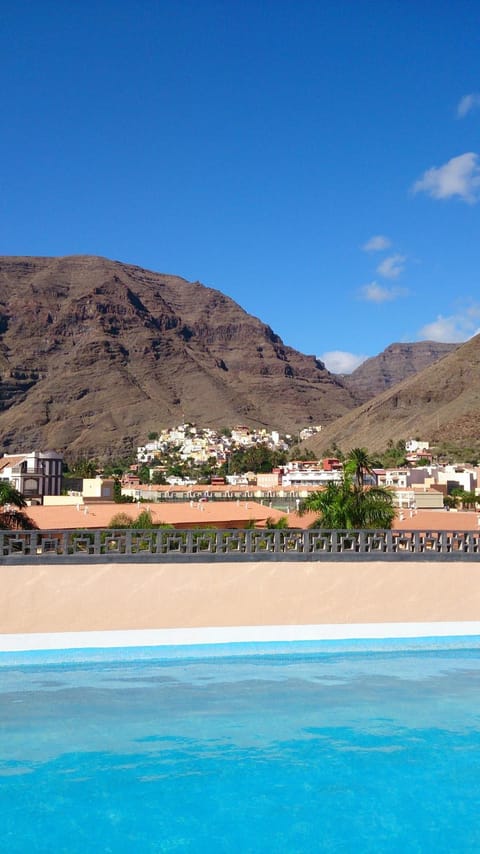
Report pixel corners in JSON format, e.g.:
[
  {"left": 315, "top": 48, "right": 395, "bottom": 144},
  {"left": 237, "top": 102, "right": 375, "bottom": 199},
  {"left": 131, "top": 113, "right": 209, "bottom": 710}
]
[
  {"left": 2, "top": 432, "right": 479, "bottom": 523},
  {"left": 405, "top": 439, "right": 430, "bottom": 453},
  {"left": 132, "top": 426, "right": 480, "bottom": 507},
  {"left": 136, "top": 423, "right": 294, "bottom": 469}
]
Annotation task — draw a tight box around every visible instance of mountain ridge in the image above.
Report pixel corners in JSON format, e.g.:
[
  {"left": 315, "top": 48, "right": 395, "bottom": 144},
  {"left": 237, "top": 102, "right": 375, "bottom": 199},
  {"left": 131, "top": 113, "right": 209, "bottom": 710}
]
[
  {"left": 0, "top": 255, "right": 357, "bottom": 458},
  {"left": 343, "top": 341, "right": 458, "bottom": 402},
  {"left": 306, "top": 333, "right": 480, "bottom": 454}
]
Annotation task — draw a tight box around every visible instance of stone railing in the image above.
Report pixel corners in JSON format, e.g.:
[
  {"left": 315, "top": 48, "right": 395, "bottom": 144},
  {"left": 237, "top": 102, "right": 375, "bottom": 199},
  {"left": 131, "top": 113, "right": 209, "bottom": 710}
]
[{"left": 1, "top": 527, "right": 480, "bottom": 561}]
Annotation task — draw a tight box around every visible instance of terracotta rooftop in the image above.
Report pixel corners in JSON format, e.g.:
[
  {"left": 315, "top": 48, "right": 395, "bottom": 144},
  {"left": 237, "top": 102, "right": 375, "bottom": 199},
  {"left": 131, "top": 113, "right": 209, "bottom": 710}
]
[
  {"left": 391, "top": 508, "right": 480, "bottom": 531},
  {"left": 25, "top": 500, "right": 287, "bottom": 531},
  {"left": 285, "top": 508, "right": 480, "bottom": 532},
  {"left": 0, "top": 455, "right": 26, "bottom": 472},
  {"left": 21, "top": 494, "right": 480, "bottom": 533}
]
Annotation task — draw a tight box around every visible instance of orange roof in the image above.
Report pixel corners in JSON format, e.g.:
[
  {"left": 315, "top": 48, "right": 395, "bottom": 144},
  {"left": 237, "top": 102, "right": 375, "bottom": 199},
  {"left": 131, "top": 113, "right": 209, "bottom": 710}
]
[
  {"left": 284, "top": 510, "right": 317, "bottom": 529},
  {"left": 284, "top": 508, "right": 480, "bottom": 532},
  {"left": 25, "top": 501, "right": 287, "bottom": 531},
  {"left": 0, "top": 455, "right": 26, "bottom": 472},
  {"left": 392, "top": 508, "right": 480, "bottom": 531}
]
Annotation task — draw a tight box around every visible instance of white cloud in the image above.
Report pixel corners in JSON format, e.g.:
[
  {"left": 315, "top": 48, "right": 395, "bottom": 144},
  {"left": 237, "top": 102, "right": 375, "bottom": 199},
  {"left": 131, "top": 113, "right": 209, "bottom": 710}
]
[
  {"left": 359, "top": 281, "right": 408, "bottom": 303},
  {"left": 419, "top": 306, "right": 480, "bottom": 342},
  {"left": 412, "top": 152, "right": 480, "bottom": 203},
  {"left": 457, "top": 93, "right": 480, "bottom": 118},
  {"left": 376, "top": 253, "right": 406, "bottom": 279},
  {"left": 319, "top": 350, "right": 369, "bottom": 374},
  {"left": 361, "top": 235, "right": 392, "bottom": 252}
]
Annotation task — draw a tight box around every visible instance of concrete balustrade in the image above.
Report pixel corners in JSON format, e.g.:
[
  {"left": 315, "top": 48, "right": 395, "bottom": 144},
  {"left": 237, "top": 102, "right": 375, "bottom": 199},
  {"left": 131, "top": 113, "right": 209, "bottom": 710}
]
[{"left": 2, "top": 527, "right": 480, "bottom": 562}]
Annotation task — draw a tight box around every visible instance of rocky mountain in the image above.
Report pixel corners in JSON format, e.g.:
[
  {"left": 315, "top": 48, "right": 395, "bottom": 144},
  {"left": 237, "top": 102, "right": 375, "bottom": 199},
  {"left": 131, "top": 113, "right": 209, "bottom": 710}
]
[
  {"left": 0, "top": 255, "right": 358, "bottom": 458},
  {"left": 344, "top": 341, "right": 457, "bottom": 403},
  {"left": 307, "top": 333, "right": 480, "bottom": 454}
]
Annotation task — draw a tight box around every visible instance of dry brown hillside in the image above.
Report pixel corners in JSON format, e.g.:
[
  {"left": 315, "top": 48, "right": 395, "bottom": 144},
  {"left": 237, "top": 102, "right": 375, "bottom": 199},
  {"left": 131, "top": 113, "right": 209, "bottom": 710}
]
[
  {"left": 307, "top": 333, "right": 480, "bottom": 454},
  {"left": 344, "top": 341, "right": 457, "bottom": 403},
  {"left": 0, "top": 255, "right": 358, "bottom": 458}
]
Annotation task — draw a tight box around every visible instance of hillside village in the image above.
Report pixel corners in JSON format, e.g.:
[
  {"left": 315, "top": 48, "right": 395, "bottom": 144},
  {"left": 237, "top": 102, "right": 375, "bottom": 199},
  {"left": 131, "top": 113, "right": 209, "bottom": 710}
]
[
  {"left": 2, "top": 429, "right": 480, "bottom": 533},
  {"left": 124, "top": 433, "right": 480, "bottom": 515},
  {"left": 134, "top": 422, "right": 321, "bottom": 481},
  {"left": 137, "top": 423, "right": 301, "bottom": 466}
]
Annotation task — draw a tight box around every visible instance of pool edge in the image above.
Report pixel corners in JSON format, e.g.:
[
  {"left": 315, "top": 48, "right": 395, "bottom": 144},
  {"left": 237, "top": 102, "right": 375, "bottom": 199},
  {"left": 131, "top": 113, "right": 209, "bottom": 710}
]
[{"left": 2, "top": 621, "right": 480, "bottom": 664}]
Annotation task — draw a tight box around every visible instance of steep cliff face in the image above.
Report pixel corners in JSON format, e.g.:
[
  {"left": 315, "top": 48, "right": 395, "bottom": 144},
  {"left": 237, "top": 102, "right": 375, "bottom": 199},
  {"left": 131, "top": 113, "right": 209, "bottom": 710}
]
[
  {"left": 344, "top": 342, "right": 457, "bottom": 402},
  {"left": 0, "top": 255, "right": 358, "bottom": 457},
  {"left": 306, "top": 334, "right": 480, "bottom": 454}
]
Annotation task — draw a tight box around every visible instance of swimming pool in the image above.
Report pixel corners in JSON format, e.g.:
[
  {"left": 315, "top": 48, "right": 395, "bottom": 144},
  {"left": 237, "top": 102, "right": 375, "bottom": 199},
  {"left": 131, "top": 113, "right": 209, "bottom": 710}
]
[{"left": 2, "top": 643, "right": 480, "bottom": 852}]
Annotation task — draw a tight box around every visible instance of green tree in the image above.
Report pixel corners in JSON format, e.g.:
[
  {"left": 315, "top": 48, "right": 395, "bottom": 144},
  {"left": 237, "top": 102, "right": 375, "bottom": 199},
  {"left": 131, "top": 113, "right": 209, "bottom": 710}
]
[
  {"left": 66, "top": 457, "right": 98, "bottom": 478},
  {"left": 300, "top": 474, "right": 395, "bottom": 530},
  {"left": 344, "top": 447, "right": 376, "bottom": 488},
  {"left": 443, "top": 495, "right": 458, "bottom": 509},
  {"left": 101, "top": 455, "right": 136, "bottom": 477},
  {"left": 108, "top": 511, "right": 134, "bottom": 528},
  {"left": 0, "top": 481, "right": 37, "bottom": 530},
  {"left": 138, "top": 464, "right": 151, "bottom": 484},
  {"left": 167, "top": 462, "right": 188, "bottom": 479},
  {"left": 108, "top": 509, "right": 173, "bottom": 529},
  {"left": 0, "top": 481, "right": 27, "bottom": 510},
  {"left": 450, "top": 488, "right": 477, "bottom": 509},
  {"left": 228, "top": 446, "right": 287, "bottom": 474},
  {"left": 132, "top": 509, "right": 155, "bottom": 529},
  {"left": 112, "top": 478, "right": 135, "bottom": 503},
  {"left": 265, "top": 516, "right": 289, "bottom": 529},
  {"left": 288, "top": 446, "right": 317, "bottom": 462},
  {"left": 463, "top": 491, "right": 478, "bottom": 509},
  {"left": 378, "top": 439, "right": 406, "bottom": 468}
]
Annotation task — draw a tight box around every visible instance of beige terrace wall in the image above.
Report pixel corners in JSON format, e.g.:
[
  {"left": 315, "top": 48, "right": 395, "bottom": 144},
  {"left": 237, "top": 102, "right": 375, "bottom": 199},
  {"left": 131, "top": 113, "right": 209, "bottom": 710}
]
[
  {"left": 43, "top": 495, "right": 82, "bottom": 506},
  {"left": 1, "top": 561, "right": 480, "bottom": 635}
]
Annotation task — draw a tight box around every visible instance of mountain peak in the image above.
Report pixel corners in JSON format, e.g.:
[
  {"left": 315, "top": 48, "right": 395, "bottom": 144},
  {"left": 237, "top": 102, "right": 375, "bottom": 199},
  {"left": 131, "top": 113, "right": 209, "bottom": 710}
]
[{"left": 0, "top": 255, "right": 357, "bottom": 458}]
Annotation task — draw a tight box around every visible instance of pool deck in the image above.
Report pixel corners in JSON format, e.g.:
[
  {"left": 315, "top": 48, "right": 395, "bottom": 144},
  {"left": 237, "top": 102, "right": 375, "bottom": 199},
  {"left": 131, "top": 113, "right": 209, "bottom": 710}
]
[{"left": 1, "top": 559, "right": 480, "bottom": 651}]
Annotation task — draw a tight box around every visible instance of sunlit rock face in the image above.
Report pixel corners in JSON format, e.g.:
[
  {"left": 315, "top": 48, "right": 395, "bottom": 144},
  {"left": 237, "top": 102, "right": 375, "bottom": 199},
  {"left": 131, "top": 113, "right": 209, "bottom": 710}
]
[{"left": 0, "top": 255, "right": 357, "bottom": 458}]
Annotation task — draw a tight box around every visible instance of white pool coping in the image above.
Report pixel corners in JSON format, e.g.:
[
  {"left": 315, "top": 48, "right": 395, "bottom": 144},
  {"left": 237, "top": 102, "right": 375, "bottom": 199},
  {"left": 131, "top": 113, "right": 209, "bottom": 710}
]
[{"left": 2, "top": 621, "right": 480, "bottom": 652}]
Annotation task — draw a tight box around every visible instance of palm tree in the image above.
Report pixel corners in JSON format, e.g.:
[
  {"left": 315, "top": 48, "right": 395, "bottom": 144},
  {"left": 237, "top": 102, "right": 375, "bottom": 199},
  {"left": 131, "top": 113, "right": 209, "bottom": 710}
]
[
  {"left": 343, "top": 447, "right": 376, "bottom": 488},
  {"left": 300, "top": 480, "right": 353, "bottom": 529},
  {"left": 300, "top": 472, "right": 395, "bottom": 531},
  {"left": 347, "top": 484, "right": 396, "bottom": 529},
  {"left": 0, "top": 481, "right": 37, "bottom": 530}
]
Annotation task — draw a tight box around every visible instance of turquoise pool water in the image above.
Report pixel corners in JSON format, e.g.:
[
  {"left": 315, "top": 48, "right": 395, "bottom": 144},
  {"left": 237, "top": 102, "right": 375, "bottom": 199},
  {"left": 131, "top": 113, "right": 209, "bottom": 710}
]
[{"left": 1, "top": 644, "right": 480, "bottom": 852}]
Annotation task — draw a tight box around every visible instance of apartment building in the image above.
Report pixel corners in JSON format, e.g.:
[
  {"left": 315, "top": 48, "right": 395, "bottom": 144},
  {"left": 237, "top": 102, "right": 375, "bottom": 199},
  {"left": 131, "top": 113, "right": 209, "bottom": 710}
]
[{"left": 0, "top": 450, "right": 63, "bottom": 504}]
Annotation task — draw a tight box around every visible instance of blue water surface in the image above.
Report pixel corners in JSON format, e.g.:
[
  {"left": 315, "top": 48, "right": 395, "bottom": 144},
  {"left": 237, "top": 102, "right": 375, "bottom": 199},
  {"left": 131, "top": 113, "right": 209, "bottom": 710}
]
[{"left": 1, "top": 645, "right": 480, "bottom": 852}]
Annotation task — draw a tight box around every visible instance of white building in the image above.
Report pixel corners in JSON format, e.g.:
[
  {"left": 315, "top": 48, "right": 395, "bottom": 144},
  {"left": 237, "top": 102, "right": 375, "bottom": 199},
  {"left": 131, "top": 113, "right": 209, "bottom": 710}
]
[
  {"left": 282, "top": 470, "right": 342, "bottom": 487},
  {"left": 377, "top": 469, "right": 410, "bottom": 489},
  {"left": 0, "top": 451, "right": 63, "bottom": 504},
  {"left": 405, "top": 439, "right": 429, "bottom": 453}
]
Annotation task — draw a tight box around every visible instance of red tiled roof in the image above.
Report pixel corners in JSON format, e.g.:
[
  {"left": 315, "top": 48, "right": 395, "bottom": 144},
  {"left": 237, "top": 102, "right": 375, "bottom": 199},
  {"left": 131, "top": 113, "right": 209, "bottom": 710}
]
[
  {"left": 392, "top": 509, "right": 480, "bottom": 531},
  {"left": 25, "top": 500, "right": 287, "bottom": 530}
]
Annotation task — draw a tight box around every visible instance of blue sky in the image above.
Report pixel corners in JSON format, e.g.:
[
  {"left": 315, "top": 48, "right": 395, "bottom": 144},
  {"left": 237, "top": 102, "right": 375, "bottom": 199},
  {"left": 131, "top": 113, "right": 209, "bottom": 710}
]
[{"left": 1, "top": 1, "right": 480, "bottom": 372}]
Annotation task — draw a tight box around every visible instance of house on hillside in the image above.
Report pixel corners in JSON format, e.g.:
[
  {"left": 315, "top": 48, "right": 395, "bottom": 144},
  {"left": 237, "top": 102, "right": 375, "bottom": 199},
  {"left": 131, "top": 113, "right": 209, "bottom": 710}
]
[
  {"left": 0, "top": 451, "right": 63, "bottom": 504},
  {"left": 322, "top": 458, "right": 343, "bottom": 472},
  {"left": 405, "top": 439, "right": 429, "bottom": 453}
]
